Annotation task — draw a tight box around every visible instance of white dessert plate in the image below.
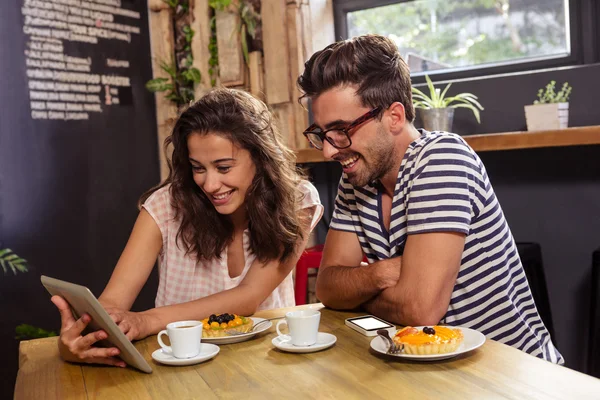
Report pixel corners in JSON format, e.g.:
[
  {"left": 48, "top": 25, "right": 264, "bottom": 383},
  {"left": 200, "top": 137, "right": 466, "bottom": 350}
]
[
  {"left": 202, "top": 317, "right": 272, "bottom": 344},
  {"left": 272, "top": 332, "right": 337, "bottom": 353},
  {"left": 370, "top": 326, "right": 486, "bottom": 361},
  {"left": 152, "top": 343, "right": 220, "bottom": 366}
]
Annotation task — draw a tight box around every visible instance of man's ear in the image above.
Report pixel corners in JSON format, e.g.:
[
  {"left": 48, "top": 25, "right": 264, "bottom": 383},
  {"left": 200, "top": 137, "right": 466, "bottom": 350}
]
[{"left": 386, "top": 102, "right": 407, "bottom": 135}]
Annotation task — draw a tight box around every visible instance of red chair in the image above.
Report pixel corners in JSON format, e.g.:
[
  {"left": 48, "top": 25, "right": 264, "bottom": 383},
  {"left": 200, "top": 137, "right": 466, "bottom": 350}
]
[
  {"left": 294, "top": 244, "right": 324, "bottom": 305},
  {"left": 294, "top": 245, "right": 368, "bottom": 305}
]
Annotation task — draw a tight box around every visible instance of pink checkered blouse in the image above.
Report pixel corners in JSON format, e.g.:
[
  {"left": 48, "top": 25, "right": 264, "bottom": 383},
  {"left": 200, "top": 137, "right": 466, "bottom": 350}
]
[{"left": 142, "top": 180, "right": 323, "bottom": 310}]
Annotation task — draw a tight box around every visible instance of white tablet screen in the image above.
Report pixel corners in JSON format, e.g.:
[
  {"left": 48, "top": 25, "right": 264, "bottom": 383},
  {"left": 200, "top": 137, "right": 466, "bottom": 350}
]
[{"left": 351, "top": 317, "right": 391, "bottom": 330}]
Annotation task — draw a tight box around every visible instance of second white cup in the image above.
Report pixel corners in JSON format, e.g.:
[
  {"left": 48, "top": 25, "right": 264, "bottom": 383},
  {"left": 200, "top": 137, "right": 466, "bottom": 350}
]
[
  {"left": 276, "top": 309, "right": 321, "bottom": 346},
  {"left": 157, "top": 320, "right": 202, "bottom": 359}
]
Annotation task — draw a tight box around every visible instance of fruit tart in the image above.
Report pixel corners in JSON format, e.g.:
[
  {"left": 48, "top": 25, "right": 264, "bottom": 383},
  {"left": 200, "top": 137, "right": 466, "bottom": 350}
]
[
  {"left": 201, "top": 313, "right": 254, "bottom": 338},
  {"left": 393, "top": 326, "right": 463, "bottom": 355}
]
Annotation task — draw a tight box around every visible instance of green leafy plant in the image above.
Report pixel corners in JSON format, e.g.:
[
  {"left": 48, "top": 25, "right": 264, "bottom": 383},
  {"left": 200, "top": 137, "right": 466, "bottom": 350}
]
[
  {"left": 412, "top": 75, "right": 484, "bottom": 123},
  {"left": 209, "top": 0, "right": 231, "bottom": 9},
  {"left": 146, "top": 60, "right": 201, "bottom": 106},
  {"left": 163, "top": 0, "right": 179, "bottom": 8},
  {"left": 15, "top": 324, "right": 57, "bottom": 340},
  {"left": 146, "top": 0, "right": 201, "bottom": 106},
  {"left": 0, "top": 248, "right": 28, "bottom": 275},
  {"left": 534, "top": 80, "right": 572, "bottom": 104},
  {"left": 209, "top": 0, "right": 260, "bottom": 66},
  {"left": 0, "top": 249, "right": 57, "bottom": 342}
]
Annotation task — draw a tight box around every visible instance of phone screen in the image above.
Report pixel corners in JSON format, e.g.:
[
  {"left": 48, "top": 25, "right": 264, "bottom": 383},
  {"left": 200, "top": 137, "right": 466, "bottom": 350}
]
[{"left": 350, "top": 317, "right": 392, "bottom": 330}]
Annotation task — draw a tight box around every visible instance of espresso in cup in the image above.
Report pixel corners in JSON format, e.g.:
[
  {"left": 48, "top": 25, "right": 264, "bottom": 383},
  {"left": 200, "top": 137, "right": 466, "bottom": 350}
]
[
  {"left": 276, "top": 309, "right": 321, "bottom": 346},
  {"left": 157, "top": 320, "right": 202, "bottom": 358}
]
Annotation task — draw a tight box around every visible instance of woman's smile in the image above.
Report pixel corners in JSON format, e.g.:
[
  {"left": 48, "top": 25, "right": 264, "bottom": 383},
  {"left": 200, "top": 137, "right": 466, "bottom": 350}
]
[{"left": 210, "top": 189, "right": 235, "bottom": 206}]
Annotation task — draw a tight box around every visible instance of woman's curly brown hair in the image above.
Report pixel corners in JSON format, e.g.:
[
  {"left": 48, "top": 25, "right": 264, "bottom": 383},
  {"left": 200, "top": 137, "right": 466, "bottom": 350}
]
[{"left": 139, "top": 88, "right": 306, "bottom": 263}]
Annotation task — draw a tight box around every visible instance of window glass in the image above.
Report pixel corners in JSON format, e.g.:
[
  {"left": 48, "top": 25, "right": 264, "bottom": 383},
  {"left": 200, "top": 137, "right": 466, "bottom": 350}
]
[{"left": 347, "top": 0, "right": 570, "bottom": 74}]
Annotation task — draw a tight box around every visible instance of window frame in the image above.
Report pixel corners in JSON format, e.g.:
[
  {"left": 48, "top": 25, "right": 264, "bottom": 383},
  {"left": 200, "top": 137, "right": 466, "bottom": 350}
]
[{"left": 333, "top": 0, "right": 598, "bottom": 84}]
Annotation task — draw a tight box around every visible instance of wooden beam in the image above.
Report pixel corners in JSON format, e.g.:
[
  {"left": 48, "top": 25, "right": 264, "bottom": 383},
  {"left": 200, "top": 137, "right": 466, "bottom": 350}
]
[
  {"left": 148, "top": 0, "right": 170, "bottom": 12},
  {"left": 148, "top": 5, "right": 178, "bottom": 181},
  {"left": 248, "top": 51, "right": 264, "bottom": 100},
  {"left": 191, "top": 0, "right": 212, "bottom": 97},
  {"left": 271, "top": 102, "right": 295, "bottom": 148},
  {"left": 261, "top": 0, "right": 290, "bottom": 105},
  {"left": 294, "top": 126, "right": 600, "bottom": 163},
  {"left": 308, "top": 0, "right": 335, "bottom": 53},
  {"left": 285, "top": 2, "right": 309, "bottom": 150},
  {"left": 216, "top": 10, "right": 245, "bottom": 87}
]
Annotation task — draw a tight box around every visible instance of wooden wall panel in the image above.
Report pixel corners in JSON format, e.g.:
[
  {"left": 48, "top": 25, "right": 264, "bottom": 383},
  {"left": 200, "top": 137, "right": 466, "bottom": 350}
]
[
  {"left": 191, "top": 0, "right": 212, "bottom": 97},
  {"left": 216, "top": 10, "right": 245, "bottom": 86},
  {"left": 261, "top": 0, "right": 290, "bottom": 105},
  {"left": 309, "top": 0, "right": 335, "bottom": 54},
  {"left": 286, "top": 2, "right": 309, "bottom": 150},
  {"left": 248, "top": 51, "right": 265, "bottom": 100},
  {"left": 271, "top": 102, "right": 295, "bottom": 148},
  {"left": 148, "top": 6, "right": 178, "bottom": 181}
]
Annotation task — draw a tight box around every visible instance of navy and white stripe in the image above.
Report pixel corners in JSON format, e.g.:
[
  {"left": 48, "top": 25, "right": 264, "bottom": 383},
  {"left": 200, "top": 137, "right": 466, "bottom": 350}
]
[{"left": 331, "top": 130, "right": 563, "bottom": 364}]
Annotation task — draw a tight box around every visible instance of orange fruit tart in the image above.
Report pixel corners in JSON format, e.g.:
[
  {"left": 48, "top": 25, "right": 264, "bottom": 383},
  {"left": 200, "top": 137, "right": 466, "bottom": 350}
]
[
  {"left": 201, "top": 313, "right": 253, "bottom": 338},
  {"left": 393, "top": 326, "right": 463, "bottom": 355}
]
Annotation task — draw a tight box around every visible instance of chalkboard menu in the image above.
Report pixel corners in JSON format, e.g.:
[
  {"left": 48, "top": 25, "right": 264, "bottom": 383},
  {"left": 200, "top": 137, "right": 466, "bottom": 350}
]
[
  {"left": 22, "top": 0, "right": 143, "bottom": 120},
  {"left": 0, "top": 1, "right": 160, "bottom": 394}
]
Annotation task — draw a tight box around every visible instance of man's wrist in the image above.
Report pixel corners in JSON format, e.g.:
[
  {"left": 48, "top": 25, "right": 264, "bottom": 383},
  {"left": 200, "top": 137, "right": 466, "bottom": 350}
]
[{"left": 372, "top": 257, "right": 401, "bottom": 290}]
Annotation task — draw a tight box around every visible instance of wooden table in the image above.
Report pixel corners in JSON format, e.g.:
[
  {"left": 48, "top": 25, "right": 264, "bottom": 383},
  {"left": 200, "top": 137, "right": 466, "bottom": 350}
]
[{"left": 14, "top": 304, "right": 600, "bottom": 399}]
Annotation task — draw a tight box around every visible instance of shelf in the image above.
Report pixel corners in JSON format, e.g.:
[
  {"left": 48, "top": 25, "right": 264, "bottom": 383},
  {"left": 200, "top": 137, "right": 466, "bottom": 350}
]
[{"left": 295, "top": 125, "right": 600, "bottom": 163}]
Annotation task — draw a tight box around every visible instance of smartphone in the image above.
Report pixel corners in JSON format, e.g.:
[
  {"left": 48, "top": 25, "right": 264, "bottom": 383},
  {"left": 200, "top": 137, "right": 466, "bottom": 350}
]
[{"left": 345, "top": 315, "right": 396, "bottom": 336}]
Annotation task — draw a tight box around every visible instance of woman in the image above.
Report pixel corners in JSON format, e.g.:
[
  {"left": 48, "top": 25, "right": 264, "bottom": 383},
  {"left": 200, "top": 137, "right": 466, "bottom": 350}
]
[{"left": 51, "top": 89, "right": 323, "bottom": 367}]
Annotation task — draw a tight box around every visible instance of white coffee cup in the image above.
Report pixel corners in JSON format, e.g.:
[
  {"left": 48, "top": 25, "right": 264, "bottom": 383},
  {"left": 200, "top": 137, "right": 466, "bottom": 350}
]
[
  {"left": 276, "top": 309, "right": 321, "bottom": 346},
  {"left": 157, "top": 320, "right": 202, "bottom": 359}
]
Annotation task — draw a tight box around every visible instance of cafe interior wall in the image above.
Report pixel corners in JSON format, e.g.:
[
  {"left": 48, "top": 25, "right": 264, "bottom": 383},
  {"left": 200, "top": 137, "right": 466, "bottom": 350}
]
[
  {"left": 308, "top": 63, "right": 600, "bottom": 374},
  {"left": 0, "top": 2, "right": 160, "bottom": 398},
  {"left": 0, "top": 3, "right": 597, "bottom": 395}
]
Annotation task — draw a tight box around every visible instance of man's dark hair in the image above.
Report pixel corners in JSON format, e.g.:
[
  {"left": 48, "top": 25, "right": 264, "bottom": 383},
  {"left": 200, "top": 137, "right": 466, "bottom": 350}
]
[{"left": 297, "top": 34, "right": 415, "bottom": 122}]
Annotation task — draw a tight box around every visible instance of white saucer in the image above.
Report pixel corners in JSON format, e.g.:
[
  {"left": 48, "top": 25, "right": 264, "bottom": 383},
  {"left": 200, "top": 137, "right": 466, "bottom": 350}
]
[
  {"left": 272, "top": 332, "right": 337, "bottom": 353},
  {"left": 152, "top": 343, "right": 220, "bottom": 366}
]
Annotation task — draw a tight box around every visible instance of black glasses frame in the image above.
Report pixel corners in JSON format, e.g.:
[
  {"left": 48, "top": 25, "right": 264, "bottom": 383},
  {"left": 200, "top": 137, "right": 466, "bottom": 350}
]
[{"left": 303, "top": 107, "right": 382, "bottom": 150}]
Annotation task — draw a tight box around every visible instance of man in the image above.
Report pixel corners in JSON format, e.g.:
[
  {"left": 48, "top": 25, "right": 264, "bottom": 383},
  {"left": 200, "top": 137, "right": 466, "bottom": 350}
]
[{"left": 297, "top": 34, "right": 563, "bottom": 364}]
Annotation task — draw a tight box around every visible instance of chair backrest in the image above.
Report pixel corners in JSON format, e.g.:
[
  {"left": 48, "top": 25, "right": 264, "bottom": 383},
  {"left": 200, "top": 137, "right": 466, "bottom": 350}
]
[
  {"left": 516, "top": 242, "right": 556, "bottom": 342},
  {"left": 588, "top": 248, "right": 600, "bottom": 378}
]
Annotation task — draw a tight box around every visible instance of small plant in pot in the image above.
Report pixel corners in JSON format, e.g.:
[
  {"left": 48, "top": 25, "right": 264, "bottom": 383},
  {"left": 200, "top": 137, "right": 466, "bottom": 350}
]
[
  {"left": 524, "top": 80, "right": 572, "bottom": 131},
  {"left": 412, "top": 75, "right": 484, "bottom": 133}
]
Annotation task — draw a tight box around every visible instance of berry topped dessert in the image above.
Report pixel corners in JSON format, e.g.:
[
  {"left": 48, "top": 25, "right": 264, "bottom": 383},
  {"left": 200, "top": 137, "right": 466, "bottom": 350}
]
[
  {"left": 393, "top": 326, "right": 464, "bottom": 355},
  {"left": 201, "top": 313, "right": 254, "bottom": 338}
]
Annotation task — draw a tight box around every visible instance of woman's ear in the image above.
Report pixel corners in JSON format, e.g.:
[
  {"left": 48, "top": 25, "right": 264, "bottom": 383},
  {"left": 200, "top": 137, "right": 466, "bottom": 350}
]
[{"left": 386, "top": 102, "right": 407, "bottom": 135}]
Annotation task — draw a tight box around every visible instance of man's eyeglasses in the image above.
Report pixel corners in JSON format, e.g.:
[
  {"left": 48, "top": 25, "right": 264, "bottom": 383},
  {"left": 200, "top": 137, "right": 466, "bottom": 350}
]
[{"left": 303, "top": 107, "right": 382, "bottom": 150}]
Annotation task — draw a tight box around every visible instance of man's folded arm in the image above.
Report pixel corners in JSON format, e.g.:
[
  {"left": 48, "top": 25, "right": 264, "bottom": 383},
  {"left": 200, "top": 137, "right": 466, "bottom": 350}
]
[
  {"left": 364, "top": 231, "right": 465, "bottom": 325},
  {"left": 315, "top": 228, "right": 400, "bottom": 309}
]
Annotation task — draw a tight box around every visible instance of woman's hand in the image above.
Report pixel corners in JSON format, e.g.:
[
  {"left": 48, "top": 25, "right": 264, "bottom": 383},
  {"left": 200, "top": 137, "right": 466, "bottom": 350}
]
[
  {"left": 50, "top": 295, "right": 126, "bottom": 367},
  {"left": 103, "top": 307, "right": 156, "bottom": 341}
]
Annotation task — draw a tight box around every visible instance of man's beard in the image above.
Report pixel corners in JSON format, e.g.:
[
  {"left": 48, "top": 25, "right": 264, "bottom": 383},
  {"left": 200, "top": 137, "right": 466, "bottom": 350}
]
[{"left": 347, "top": 128, "right": 396, "bottom": 188}]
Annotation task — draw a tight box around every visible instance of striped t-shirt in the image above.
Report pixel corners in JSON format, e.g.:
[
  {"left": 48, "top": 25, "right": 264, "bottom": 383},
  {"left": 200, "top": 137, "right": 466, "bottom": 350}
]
[{"left": 331, "top": 130, "right": 563, "bottom": 364}]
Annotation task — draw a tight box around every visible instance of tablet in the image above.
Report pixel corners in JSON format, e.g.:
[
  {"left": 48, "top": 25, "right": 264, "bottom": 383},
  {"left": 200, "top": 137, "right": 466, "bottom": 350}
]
[{"left": 41, "top": 275, "right": 153, "bottom": 373}]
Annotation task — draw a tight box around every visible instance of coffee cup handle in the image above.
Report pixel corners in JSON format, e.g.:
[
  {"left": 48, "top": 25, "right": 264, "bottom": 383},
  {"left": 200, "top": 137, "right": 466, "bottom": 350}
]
[
  {"left": 276, "top": 320, "right": 291, "bottom": 342},
  {"left": 157, "top": 330, "right": 170, "bottom": 351}
]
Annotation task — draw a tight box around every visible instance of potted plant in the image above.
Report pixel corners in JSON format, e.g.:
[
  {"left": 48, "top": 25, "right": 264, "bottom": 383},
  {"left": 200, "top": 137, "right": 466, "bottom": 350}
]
[
  {"left": 412, "top": 75, "right": 484, "bottom": 132},
  {"left": 0, "top": 246, "right": 28, "bottom": 276},
  {"left": 0, "top": 245, "right": 57, "bottom": 340},
  {"left": 524, "top": 80, "right": 572, "bottom": 131}
]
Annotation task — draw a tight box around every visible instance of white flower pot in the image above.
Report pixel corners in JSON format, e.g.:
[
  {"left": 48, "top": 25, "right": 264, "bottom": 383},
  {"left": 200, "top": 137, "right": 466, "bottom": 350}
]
[
  {"left": 524, "top": 102, "right": 569, "bottom": 131},
  {"left": 420, "top": 108, "right": 455, "bottom": 132}
]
